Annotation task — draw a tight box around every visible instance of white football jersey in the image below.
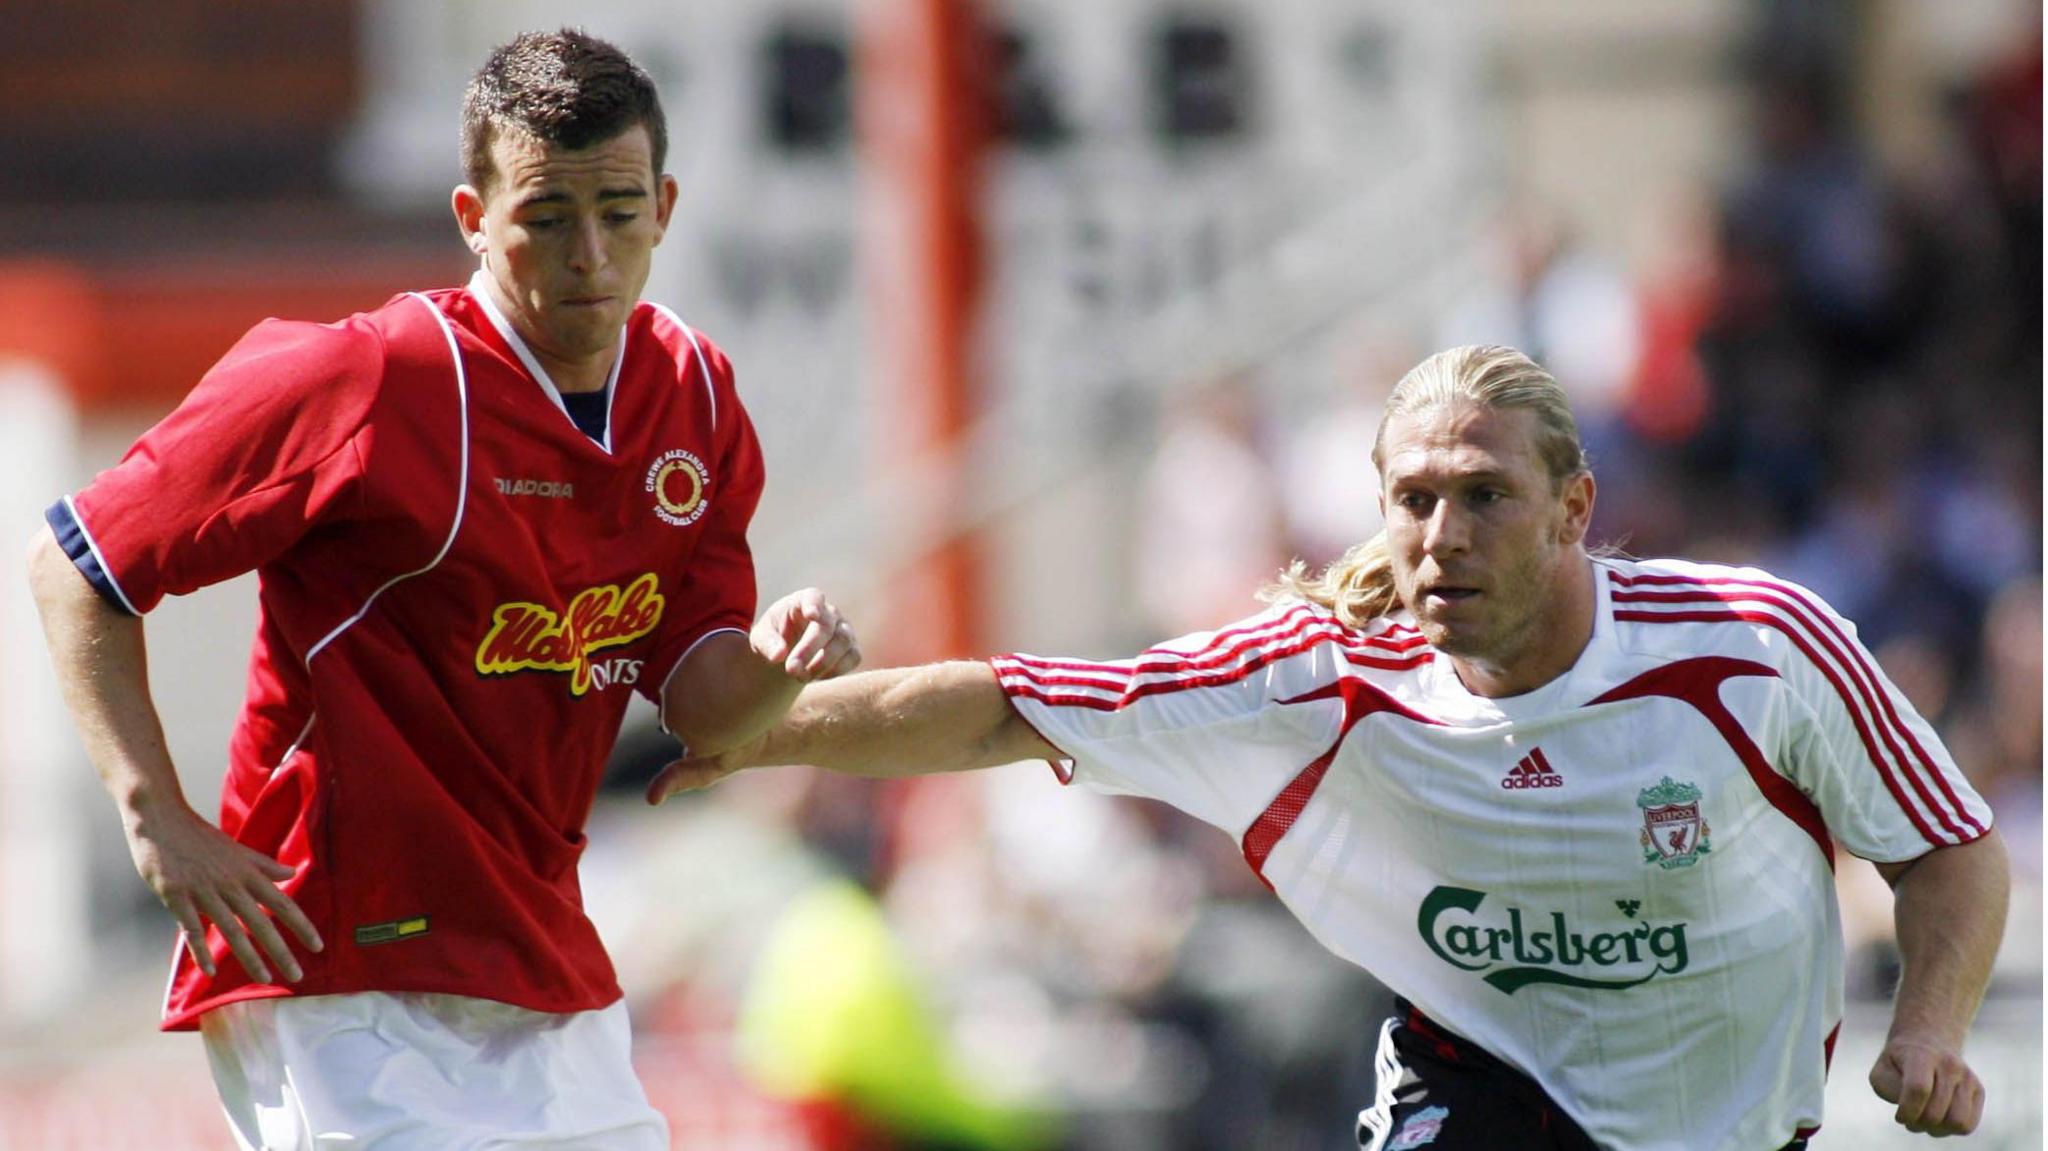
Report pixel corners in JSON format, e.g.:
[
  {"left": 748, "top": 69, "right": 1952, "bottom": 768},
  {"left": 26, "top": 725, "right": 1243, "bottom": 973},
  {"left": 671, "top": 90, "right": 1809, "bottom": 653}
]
[{"left": 992, "top": 556, "right": 1991, "bottom": 1151}]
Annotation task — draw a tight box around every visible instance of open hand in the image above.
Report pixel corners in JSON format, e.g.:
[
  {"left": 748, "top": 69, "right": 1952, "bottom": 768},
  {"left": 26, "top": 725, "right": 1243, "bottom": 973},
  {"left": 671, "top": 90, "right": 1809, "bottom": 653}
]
[
  {"left": 751, "top": 587, "right": 860, "bottom": 681},
  {"left": 127, "top": 801, "right": 323, "bottom": 984},
  {"left": 1870, "top": 1035, "right": 1985, "bottom": 1136},
  {"left": 645, "top": 737, "right": 763, "bottom": 805}
]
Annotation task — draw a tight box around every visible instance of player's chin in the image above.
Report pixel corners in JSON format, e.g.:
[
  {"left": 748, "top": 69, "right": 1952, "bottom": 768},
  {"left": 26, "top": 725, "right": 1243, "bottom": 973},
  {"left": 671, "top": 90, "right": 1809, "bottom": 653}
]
[
  {"left": 547, "top": 305, "right": 626, "bottom": 346},
  {"left": 1416, "top": 616, "right": 1487, "bottom": 655}
]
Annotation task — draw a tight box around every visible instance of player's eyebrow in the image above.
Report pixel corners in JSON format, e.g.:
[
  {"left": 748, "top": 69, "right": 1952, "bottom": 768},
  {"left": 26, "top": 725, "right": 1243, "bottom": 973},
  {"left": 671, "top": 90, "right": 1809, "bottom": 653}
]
[
  {"left": 1386, "top": 464, "right": 1513, "bottom": 486},
  {"left": 513, "top": 185, "right": 649, "bottom": 209}
]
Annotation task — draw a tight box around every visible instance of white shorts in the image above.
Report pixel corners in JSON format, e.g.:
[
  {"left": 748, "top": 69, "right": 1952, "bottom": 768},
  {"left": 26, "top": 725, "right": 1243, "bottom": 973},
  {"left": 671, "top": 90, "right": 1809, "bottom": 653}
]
[{"left": 200, "top": 992, "right": 670, "bottom": 1150}]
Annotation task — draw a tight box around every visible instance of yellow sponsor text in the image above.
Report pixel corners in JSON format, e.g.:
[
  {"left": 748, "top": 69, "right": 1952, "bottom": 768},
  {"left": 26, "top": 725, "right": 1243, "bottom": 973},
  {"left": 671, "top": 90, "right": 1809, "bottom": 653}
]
[{"left": 475, "top": 573, "right": 666, "bottom": 696}]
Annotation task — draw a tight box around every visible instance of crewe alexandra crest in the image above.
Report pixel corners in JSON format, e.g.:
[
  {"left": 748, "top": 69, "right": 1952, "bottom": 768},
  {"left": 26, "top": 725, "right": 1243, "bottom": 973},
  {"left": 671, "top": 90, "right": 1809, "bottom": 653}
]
[
  {"left": 1638, "top": 776, "right": 1712, "bottom": 869},
  {"left": 646, "top": 449, "right": 711, "bottom": 527}
]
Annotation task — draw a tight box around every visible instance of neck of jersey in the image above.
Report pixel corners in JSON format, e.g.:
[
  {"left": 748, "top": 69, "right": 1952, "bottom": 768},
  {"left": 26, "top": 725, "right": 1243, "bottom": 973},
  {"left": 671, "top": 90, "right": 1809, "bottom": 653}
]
[{"left": 558, "top": 387, "right": 610, "bottom": 445}]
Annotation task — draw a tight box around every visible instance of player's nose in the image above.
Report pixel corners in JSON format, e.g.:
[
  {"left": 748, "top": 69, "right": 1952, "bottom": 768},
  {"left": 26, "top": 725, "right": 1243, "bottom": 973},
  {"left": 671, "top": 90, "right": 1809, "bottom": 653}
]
[
  {"left": 565, "top": 216, "right": 606, "bottom": 274},
  {"left": 1421, "top": 501, "right": 1470, "bottom": 556}
]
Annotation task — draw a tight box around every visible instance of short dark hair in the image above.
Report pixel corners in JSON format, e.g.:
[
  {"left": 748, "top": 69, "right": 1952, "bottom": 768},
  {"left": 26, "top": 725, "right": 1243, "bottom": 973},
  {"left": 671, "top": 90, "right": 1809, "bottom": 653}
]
[{"left": 461, "top": 29, "right": 667, "bottom": 193}]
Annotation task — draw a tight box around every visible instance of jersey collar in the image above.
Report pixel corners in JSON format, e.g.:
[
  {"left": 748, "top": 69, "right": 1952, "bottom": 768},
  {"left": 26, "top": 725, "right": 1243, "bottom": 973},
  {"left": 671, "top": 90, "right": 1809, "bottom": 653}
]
[{"left": 466, "top": 268, "right": 626, "bottom": 454}]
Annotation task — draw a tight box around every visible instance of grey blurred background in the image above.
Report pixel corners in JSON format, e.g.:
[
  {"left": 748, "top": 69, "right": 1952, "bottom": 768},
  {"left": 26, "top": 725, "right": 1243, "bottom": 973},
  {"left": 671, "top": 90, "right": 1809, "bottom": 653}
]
[{"left": 0, "top": 1, "right": 2037, "bottom": 1148}]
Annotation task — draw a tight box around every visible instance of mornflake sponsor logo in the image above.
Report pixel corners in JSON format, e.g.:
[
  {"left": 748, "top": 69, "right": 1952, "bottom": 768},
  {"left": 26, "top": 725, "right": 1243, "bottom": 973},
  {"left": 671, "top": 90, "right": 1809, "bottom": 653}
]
[
  {"left": 475, "top": 573, "right": 664, "bottom": 697},
  {"left": 1418, "top": 886, "right": 1690, "bottom": 994}
]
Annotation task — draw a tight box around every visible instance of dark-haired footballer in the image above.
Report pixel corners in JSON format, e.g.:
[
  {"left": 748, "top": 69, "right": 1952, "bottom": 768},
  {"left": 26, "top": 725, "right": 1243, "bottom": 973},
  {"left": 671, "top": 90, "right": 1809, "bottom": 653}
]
[{"left": 28, "top": 29, "right": 860, "bottom": 1148}]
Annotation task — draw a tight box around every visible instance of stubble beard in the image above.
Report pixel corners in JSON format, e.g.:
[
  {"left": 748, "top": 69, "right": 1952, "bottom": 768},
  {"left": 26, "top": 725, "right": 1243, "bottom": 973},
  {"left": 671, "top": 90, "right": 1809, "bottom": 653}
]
[{"left": 1399, "top": 557, "right": 1544, "bottom": 672}]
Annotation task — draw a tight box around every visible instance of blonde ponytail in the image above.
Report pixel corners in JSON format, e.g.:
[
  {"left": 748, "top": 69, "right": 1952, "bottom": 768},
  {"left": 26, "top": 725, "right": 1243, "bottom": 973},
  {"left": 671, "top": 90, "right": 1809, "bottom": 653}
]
[{"left": 1261, "top": 531, "right": 1401, "bottom": 628}]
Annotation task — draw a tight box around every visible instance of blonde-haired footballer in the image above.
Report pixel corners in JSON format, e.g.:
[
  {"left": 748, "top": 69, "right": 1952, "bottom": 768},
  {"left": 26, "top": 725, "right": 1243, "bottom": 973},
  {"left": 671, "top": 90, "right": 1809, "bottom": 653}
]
[{"left": 652, "top": 345, "right": 2006, "bottom": 1151}]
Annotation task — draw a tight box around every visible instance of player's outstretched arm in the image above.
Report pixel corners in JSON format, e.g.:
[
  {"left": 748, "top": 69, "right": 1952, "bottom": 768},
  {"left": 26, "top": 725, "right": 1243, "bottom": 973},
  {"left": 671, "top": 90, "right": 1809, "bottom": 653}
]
[
  {"left": 647, "top": 660, "right": 1055, "bottom": 804},
  {"left": 24, "top": 526, "right": 323, "bottom": 984},
  {"left": 1869, "top": 829, "right": 2009, "bottom": 1137},
  {"left": 661, "top": 587, "right": 862, "bottom": 759}
]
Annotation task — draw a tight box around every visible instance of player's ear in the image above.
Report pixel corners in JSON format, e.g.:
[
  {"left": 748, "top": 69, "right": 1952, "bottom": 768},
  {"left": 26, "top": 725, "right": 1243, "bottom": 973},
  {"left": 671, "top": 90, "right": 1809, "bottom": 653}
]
[
  {"left": 452, "top": 185, "right": 489, "bottom": 257},
  {"left": 653, "top": 174, "right": 679, "bottom": 238},
  {"left": 1557, "top": 471, "right": 1595, "bottom": 545}
]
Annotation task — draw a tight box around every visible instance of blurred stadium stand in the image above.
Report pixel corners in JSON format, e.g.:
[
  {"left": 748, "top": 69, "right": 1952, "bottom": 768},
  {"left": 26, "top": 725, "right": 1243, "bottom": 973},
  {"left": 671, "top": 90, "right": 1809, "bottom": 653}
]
[{"left": 0, "top": 1, "right": 2037, "bottom": 1148}]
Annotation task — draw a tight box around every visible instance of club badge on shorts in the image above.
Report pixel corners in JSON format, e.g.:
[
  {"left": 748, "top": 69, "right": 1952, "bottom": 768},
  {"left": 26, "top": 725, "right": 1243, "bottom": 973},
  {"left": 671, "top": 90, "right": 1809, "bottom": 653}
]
[
  {"left": 1638, "top": 776, "right": 1711, "bottom": 869},
  {"left": 1389, "top": 1104, "right": 1448, "bottom": 1148},
  {"left": 646, "top": 449, "right": 711, "bottom": 526}
]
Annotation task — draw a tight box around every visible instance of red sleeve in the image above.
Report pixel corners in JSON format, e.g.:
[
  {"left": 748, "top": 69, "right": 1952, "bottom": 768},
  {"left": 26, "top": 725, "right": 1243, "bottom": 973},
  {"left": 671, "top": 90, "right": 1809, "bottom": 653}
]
[
  {"left": 67, "top": 316, "right": 382, "bottom": 613},
  {"left": 638, "top": 340, "right": 763, "bottom": 705}
]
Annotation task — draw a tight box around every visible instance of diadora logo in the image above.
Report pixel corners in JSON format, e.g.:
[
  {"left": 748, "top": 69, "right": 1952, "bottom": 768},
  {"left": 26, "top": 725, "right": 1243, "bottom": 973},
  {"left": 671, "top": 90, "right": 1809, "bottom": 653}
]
[
  {"left": 1418, "top": 885, "right": 1691, "bottom": 994},
  {"left": 475, "top": 573, "right": 664, "bottom": 696},
  {"left": 645, "top": 449, "right": 711, "bottom": 527},
  {"left": 494, "top": 477, "right": 575, "bottom": 499},
  {"left": 1500, "top": 747, "right": 1564, "bottom": 789}
]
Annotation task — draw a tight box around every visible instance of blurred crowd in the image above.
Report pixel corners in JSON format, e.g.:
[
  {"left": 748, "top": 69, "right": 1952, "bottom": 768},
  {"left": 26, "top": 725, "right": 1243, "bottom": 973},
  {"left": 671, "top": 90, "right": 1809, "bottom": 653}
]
[{"left": 584, "top": 30, "right": 2041, "bottom": 1151}]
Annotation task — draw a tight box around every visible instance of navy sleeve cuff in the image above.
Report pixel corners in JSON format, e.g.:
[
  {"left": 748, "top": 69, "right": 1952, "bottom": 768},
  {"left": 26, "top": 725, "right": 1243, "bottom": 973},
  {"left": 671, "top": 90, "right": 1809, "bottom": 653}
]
[{"left": 45, "top": 498, "right": 140, "bottom": 616}]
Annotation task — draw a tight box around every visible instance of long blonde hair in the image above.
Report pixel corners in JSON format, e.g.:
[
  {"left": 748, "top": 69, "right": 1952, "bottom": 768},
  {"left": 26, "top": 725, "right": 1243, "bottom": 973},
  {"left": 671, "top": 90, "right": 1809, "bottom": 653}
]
[{"left": 1262, "top": 345, "right": 1589, "bottom": 626}]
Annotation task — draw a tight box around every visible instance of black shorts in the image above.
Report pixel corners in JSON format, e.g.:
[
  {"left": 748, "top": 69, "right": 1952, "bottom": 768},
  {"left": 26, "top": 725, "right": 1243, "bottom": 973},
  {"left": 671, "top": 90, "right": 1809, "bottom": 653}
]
[{"left": 1357, "top": 1002, "right": 1811, "bottom": 1151}]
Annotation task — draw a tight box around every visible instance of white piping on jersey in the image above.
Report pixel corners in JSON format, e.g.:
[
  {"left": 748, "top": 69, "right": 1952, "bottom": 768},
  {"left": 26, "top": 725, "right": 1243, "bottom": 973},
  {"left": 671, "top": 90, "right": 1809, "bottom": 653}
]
[
  {"left": 158, "top": 931, "right": 185, "bottom": 1021},
  {"left": 162, "top": 295, "right": 468, "bottom": 1017},
  {"left": 1356, "top": 1016, "right": 1403, "bottom": 1151},
  {"left": 648, "top": 301, "right": 717, "bottom": 433},
  {"left": 157, "top": 925, "right": 195, "bottom": 1015},
  {"left": 655, "top": 625, "right": 749, "bottom": 738},
  {"left": 60, "top": 494, "right": 141, "bottom": 616},
  {"left": 300, "top": 294, "right": 471, "bottom": 668},
  {"left": 466, "top": 269, "right": 625, "bottom": 454},
  {"left": 275, "top": 712, "right": 317, "bottom": 772}
]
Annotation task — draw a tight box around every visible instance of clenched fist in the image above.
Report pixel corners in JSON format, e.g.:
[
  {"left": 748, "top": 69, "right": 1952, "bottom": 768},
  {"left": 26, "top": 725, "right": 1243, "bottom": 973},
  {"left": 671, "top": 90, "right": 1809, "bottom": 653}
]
[{"left": 751, "top": 587, "right": 861, "bottom": 681}]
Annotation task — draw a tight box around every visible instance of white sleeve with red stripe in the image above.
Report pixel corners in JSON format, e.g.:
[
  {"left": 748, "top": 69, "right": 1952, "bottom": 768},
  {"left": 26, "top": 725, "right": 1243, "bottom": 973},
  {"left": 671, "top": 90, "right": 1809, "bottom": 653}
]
[
  {"left": 989, "top": 603, "right": 1385, "bottom": 836},
  {"left": 1616, "top": 560, "right": 1992, "bottom": 861}
]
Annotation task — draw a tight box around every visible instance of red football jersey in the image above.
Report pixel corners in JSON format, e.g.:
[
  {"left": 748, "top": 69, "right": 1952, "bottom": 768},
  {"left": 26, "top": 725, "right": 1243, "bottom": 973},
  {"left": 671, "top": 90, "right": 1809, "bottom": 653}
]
[{"left": 60, "top": 276, "right": 762, "bottom": 1029}]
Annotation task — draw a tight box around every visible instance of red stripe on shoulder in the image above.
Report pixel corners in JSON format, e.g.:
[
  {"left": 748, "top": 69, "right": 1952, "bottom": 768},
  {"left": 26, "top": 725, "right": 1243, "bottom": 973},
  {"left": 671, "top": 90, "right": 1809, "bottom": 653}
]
[
  {"left": 1612, "top": 571, "right": 1980, "bottom": 843},
  {"left": 1613, "top": 572, "right": 1980, "bottom": 835},
  {"left": 1588, "top": 656, "right": 1834, "bottom": 868},
  {"left": 1703, "top": 573, "right": 1979, "bottom": 835},
  {"left": 1614, "top": 605, "right": 1945, "bottom": 845},
  {"left": 1241, "top": 677, "right": 1442, "bottom": 886},
  {"left": 1612, "top": 594, "right": 1956, "bottom": 847},
  {"left": 1000, "top": 635, "right": 1430, "bottom": 712},
  {"left": 1000, "top": 610, "right": 1428, "bottom": 699},
  {"left": 999, "top": 607, "right": 1324, "bottom": 689}
]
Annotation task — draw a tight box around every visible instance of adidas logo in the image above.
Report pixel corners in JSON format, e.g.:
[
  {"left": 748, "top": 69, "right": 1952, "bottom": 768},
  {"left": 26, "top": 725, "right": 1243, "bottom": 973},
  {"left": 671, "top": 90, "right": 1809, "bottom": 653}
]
[{"left": 1501, "top": 747, "right": 1564, "bottom": 790}]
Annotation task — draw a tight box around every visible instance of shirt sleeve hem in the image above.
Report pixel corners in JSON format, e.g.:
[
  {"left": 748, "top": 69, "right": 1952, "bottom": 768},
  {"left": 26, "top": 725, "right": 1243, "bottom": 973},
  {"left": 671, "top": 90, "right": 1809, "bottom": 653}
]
[
  {"left": 1846, "top": 810, "right": 1997, "bottom": 865},
  {"left": 987, "top": 655, "right": 1077, "bottom": 785},
  {"left": 46, "top": 497, "right": 142, "bottom": 616},
  {"left": 655, "top": 625, "right": 750, "bottom": 737}
]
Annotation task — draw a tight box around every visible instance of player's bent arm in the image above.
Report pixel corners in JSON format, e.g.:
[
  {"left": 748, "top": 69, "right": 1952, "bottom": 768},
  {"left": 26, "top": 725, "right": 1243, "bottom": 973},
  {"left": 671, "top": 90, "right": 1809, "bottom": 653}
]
[
  {"left": 1868, "top": 829, "right": 2009, "bottom": 1136},
  {"left": 26, "top": 525, "right": 183, "bottom": 824},
  {"left": 663, "top": 587, "right": 862, "bottom": 758},
  {"left": 24, "top": 525, "right": 321, "bottom": 982},
  {"left": 662, "top": 630, "right": 810, "bottom": 756},
  {"left": 649, "top": 661, "right": 1055, "bottom": 802}
]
